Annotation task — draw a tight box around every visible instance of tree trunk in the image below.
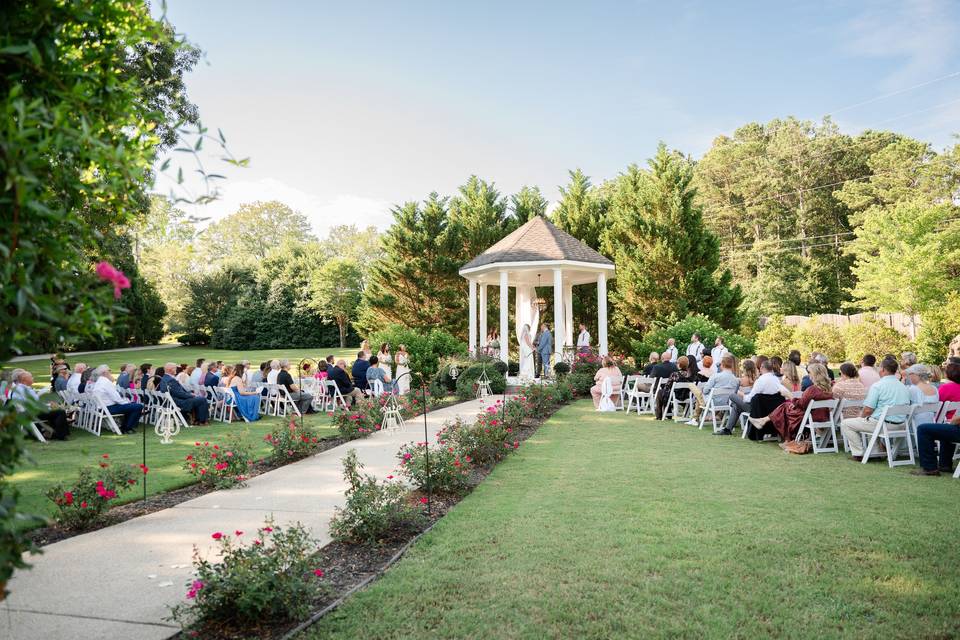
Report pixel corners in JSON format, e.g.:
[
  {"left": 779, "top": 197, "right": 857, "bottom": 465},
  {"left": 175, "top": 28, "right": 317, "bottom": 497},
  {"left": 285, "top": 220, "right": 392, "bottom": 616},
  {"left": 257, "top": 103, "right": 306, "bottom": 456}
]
[{"left": 338, "top": 321, "right": 347, "bottom": 348}]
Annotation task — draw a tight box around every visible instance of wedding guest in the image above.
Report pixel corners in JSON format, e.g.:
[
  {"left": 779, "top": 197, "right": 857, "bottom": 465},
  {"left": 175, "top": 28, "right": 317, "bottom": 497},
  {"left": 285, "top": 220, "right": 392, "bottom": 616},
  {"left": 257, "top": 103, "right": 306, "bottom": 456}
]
[
  {"left": 832, "top": 363, "right": 867, "bottom": 419},
  {"left": 90, "top": 365, "right": 143, "bottom": 434},
  {"left": 9, "top": 369, "right": 70, "bottom": 440},
  {"left": 159, "top": 362, "right": 209, "bottom": 425}
]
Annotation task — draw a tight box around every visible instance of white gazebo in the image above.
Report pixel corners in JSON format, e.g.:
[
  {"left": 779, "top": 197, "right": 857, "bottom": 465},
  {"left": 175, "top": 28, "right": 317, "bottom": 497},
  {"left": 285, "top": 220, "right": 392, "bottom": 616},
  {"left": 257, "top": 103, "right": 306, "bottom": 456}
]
[{"left": 459, "top": 216, "right": 615, "bottom": 365}]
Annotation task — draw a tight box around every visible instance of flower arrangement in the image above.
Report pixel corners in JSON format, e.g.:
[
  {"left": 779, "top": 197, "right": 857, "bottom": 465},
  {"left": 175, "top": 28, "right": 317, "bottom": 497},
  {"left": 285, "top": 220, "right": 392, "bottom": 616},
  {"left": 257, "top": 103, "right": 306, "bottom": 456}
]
[
  {"left": 46, "top": 454, "right": 143, "bottom": 529},
  {"left": 183, "top": 438, "right": 253, "bottom": 489},
  {"left": 265, "top": 420, "right": 322, "bottom": 462},
  {"left": 169, "top": 519, "right": 330, "bottom": 632}
]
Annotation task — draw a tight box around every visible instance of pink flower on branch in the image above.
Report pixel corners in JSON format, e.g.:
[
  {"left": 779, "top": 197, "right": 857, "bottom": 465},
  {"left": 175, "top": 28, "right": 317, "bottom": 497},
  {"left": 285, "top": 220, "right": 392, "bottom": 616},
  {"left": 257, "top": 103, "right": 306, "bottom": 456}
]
[{"left": 95, "top": 261, "right": 131, "bottom": 299}]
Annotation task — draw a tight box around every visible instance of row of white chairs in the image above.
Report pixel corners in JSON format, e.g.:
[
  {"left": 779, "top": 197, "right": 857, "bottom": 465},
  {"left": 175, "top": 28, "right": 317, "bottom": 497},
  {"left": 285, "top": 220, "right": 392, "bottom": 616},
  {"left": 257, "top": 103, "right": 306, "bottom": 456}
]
[{"left": 604, "top": 375, "right": 960, "bottom": 477}]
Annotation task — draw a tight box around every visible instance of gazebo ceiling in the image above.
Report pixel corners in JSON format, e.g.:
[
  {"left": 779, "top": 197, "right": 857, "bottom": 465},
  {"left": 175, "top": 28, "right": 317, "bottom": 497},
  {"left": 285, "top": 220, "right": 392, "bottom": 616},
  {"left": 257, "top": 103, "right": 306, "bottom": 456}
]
[{"left": 458, "top": 217, "right": 614, "bottom": 286}]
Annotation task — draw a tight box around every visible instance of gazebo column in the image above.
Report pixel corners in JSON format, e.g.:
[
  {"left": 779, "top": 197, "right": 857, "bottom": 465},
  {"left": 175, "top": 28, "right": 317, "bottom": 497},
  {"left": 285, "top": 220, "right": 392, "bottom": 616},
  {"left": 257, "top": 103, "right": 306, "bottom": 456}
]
[
  {"left": 479, "top": 284, "right": 487, "bottom": 351},
  {"left": 468, "top": 278, "right": 477, "bottom": 356},
  {"left": 597, "top": 272, "right": 608, "bottom": 356},
  {"left": 563, "top": 282, "right": 573, "bottom": 349},
  {"left": 499, "top": 271, "right": 509, "bottom": 365},
  {"left": 553, "top": 269, "right": 563, "bottom": 362}
]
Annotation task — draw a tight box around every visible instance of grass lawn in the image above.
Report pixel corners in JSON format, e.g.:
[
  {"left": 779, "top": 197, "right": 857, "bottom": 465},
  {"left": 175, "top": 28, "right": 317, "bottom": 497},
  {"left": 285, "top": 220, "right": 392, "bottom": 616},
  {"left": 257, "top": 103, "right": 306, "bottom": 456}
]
[
  {"left": 13, "top": 345, "right": 357, "bottom": 383},
  {"left": 10, "top": 413, "right": 337, "bottom": 527},
  {"left": 303, "top": 400, "right": 960, "bottom": 639}
]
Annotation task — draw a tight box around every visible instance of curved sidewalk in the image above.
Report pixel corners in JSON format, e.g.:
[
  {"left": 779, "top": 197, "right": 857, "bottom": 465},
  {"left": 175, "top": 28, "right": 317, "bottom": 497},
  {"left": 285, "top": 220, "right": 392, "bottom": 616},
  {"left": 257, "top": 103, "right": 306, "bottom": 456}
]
[{"left": 1, "top": 398, "right": 493, "bottom": 640}]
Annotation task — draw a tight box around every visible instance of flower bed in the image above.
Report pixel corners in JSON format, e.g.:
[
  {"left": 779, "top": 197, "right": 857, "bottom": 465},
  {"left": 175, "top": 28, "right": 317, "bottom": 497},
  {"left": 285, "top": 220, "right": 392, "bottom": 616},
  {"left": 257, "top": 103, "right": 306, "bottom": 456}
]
[{"left": 45, "top": 455, "right": 145, "bottom": 530}]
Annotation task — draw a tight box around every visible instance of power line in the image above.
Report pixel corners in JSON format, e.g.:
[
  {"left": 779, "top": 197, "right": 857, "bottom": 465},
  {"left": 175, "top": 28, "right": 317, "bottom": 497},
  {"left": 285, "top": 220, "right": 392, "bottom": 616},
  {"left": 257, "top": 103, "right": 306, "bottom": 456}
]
[{"left": 826, "top": 70, "right": 960, "bottom": 116}]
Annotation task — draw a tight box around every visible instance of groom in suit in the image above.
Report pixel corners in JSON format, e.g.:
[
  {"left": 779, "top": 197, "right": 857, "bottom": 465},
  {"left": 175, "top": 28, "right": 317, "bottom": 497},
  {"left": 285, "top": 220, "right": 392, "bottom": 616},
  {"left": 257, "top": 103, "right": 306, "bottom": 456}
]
[{"left": 537, "top": 323, "right": 553, "bottom": 379}]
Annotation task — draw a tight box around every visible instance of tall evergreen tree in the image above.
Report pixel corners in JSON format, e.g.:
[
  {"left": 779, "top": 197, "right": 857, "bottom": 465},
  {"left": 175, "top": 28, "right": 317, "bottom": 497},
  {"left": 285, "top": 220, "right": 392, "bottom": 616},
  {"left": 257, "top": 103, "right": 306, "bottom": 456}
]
[
  {"left": 552, "top": 169, "right": 607, "bottom": 250},
  {"left": 510, "top": 185, "right": 548, "bottom": 220},
  {"left": 602, "top": 144, "right": 742, "bottom": 344},
  {"left": 448, "top": 176, "right": 513, "bottom": 260},
  {"left": 356, "top": 194, "right": 466, "bottom": 336}
]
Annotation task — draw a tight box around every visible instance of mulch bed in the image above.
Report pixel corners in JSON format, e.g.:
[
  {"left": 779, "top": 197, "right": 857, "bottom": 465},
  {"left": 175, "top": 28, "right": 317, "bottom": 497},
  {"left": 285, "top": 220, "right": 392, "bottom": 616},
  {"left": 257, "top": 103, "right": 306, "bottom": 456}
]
[{"left": 171, "top": 402, "right": 563, "bottom": 640}]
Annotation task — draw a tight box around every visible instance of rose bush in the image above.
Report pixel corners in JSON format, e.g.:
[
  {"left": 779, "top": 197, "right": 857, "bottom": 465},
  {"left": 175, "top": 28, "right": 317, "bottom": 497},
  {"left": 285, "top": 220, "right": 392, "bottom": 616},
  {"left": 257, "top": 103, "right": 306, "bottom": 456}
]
[
  {"left": 169, "top": 520, "right": 329, "bottom": 632},
  {"left": 395, "top": 440, "right": 470, "bottom": 496},
  {"left": 266, "top": 420, "right": 323, "bottom": 462},
  {"left": 183, "top": 438, "right": 254, "bottom": 489},
  {"left": 46, "top": 455, "right": 144, "bottom": 530}
]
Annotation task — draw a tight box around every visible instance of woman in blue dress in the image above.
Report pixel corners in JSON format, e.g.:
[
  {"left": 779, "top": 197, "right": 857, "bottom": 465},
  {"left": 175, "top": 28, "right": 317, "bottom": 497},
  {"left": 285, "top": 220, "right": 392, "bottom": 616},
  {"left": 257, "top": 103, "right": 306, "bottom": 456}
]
[{"left": 226, "top": 364, "right": 261, "bottom": 422}]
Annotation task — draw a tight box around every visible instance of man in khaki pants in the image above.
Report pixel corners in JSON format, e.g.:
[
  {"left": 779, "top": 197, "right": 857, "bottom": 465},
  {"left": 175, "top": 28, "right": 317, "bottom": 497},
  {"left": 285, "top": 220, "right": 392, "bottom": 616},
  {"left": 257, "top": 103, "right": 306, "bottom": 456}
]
[{"left": 840, "top": 357, "right": 910, "bottom": 460}]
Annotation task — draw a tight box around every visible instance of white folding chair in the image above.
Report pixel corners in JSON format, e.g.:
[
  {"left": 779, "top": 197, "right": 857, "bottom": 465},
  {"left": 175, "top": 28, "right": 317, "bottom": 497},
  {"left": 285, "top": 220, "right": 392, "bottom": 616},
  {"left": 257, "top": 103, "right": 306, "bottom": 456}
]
[
  {"left": 279, "top": 385, "right": 302, "bottom": 417},
  {"left": 833, "top": 399, "right": 864, "bottom": 452},
  {"left": 698, "top": 390, "right": 732, "bottom": 432},
  {"left": 795, "top": 398, "right": 840, "bottom": 454},
  {"left": 861, "top": 404, "right": 915, "bottom": 467},
  {"left": 668, "top": 382, "right": 696, "bottom": 422},
  {"left": 368, "top": 379, "right": 384, "bottom": 398},
  {"left": 626, "top": 376, "right": 656, "bottom": 415},
  {"left": 908, "top": 401, "right": 942, "bottom": 449},
  {"left": 325, "top": 380, "right": 348, "bottom": 412},
  {"left": 936, "top": 401, "right": 960, "bottom": 423}
]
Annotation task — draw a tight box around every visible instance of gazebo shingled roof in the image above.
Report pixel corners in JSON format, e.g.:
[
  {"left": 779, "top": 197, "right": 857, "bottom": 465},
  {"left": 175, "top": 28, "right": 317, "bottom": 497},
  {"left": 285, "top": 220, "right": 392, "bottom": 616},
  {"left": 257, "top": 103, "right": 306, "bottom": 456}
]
[{"left": 460, "top": 216, "right": 613, "bottom": 271}]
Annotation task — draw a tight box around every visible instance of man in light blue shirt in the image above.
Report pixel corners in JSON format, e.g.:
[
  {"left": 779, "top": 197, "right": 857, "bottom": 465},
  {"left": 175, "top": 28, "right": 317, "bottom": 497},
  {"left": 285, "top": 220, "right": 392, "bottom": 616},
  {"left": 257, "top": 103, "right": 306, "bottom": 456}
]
[
  {"left": 694, "top": 354, "right": 740, "bottom": 429},
  {"left": 840, "top": 357, "right": 911, "bottom": 459}
]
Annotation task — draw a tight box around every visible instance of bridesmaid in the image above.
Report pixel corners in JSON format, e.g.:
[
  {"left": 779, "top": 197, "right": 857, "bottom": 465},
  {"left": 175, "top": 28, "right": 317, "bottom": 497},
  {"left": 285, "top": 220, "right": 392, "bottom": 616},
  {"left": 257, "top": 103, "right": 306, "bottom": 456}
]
[
  {"left": 378, "top": 343, "right": 393, "bottom": 380},
  {"left": 395, "top": 345, "right": 411, "bottom": 395}
]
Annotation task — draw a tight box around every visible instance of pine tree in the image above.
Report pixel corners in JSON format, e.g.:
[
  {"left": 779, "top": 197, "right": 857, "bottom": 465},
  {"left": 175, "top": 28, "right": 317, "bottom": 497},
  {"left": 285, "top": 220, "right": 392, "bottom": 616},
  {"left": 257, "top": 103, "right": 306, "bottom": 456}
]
[
  {"left": 510, "top": 185, "right": 548, "bottom": 220},
  {"left": 552, "top": 169, "right": 607, "bottom": 250},
  {"left": 448, "top": 176, "right": 514, "bottom": 260},
  {"left": 356, "top": 194, "right": 466, "bottom": 336},
  {"left": 602, "top": 144, "right": 742, "bottom": 342}
]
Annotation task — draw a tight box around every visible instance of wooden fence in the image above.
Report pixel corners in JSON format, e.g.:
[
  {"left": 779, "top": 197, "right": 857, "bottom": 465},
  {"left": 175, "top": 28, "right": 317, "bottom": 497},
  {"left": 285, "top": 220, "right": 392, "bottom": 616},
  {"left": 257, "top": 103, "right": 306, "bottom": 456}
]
[{"left": 779, "top": 313, "right": 921, "bottom": 340}]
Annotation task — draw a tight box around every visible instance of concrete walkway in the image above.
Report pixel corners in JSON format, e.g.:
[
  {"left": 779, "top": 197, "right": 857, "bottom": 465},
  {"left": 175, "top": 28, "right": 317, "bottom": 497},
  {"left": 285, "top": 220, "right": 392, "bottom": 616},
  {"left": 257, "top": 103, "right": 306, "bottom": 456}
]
[
  {"left": 10, "top": 344, "right": 177, "bottom": 363},
  {"left": 1, "top": 398, "right": 493, "bottom": 640}
]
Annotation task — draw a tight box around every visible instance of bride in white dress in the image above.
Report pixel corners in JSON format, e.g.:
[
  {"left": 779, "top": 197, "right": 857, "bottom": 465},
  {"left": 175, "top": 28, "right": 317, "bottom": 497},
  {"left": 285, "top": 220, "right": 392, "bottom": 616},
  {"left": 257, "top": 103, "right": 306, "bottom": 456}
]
[
  {"left": 395, "top": 344, "right": 411, "bottom": 395},
  {"left": 519, "top": 324, "right": 535, "bottom": 381}
]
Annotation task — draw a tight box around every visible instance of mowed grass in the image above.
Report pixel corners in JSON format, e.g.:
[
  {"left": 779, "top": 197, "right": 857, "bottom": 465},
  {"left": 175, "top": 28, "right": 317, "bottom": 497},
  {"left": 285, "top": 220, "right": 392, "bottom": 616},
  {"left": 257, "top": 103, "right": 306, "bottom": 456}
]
[
  {"left": 13, "top": 345, "right": 356, "bottom": 383},
  {"left": 303, "top": 401, "right": 960, "bottom": 640},
  {"left": 10, "top": 413, "right": 337, "bottom": 527}
]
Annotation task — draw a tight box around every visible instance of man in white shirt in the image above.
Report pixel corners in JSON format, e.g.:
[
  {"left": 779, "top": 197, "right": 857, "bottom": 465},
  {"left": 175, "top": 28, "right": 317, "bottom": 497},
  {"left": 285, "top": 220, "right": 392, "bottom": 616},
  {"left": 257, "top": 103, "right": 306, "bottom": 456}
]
[
  {"left": 266, "top": 359, "right": 281, "bottom": 384},
  {"left": 665, "top": 338, "right": 678, "bottom": 363},
  {"left": 66, "top": 362, "right": 86, "bottom": 393},
  {"left": 710, "top": 337, "right": 728, "bottom": 372},
  {"left": 9, "top": 368, "right": 70, "bottom": 440},
  {"left": 90, "top": 365, "right": 143, "bottom": 433},
  {"left": 685, "top": 334, "right": 705, "bottom": 362},
  {"left": 576, "top": 323, "right": 591, "bottom": 354},
  {"left": 721, "top": 361, "right": 789, "bottom": 435}
]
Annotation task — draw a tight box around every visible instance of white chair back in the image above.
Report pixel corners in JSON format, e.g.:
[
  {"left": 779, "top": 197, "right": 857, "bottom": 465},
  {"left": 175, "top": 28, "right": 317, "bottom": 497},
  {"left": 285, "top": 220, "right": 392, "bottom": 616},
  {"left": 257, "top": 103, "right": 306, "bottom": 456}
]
[
  {"left": 796, "top": 398, "right": 840, "bottom": 454},
  {"left": 597, "top": 377, "right": 616, "bottom": 412},
  {"left": 369, "top": 379, "right": 384, "bottom": 397},
  {"left": 862, "top": 404, "right": 915, "bottom": 467},
  {"left": 669, "top": 382, "right": 696, "bottom": 422}
]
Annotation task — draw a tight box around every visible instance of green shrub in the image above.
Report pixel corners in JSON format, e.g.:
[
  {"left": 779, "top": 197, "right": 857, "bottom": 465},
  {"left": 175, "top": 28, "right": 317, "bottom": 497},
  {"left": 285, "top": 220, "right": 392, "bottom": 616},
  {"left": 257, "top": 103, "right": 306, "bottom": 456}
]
[
  {"left": 435, "top": 358, "right": 473, "bottom": 393},
  {"left": 754, "top": 315, "right": 796, "bottom": 358},
  {"left": 183, "top": 438, "right": 254, "bottom": 489},
  {"left": 445, "top": 411, "right": 517, "bottom": 467},
  {"left": 566, "top": 371, "right": 595, "bottom": 396},
  {"left": 46, "top": 455, "right": 143, "bottom": 530},
  {"left": 265, "top": 420, "right": 323, "bottom": 463},
  {"left": 553, "top": 362, "right": 571, "bottom": 376},
  {"left": 632, "top": 315, "right": 755, "bottom": 362},
  {"left": 792, "top": 318, "right": 846, "bottom": 362},
  {"left": 843, "top": 320, "right": 912, "bottom": 363},
  {"left": 329, "top": 450, "right": 424, "bottom": 544},
  {"left": 917, "top": 293, "right": 960, "bottom": 363},
  {"left": 396, "top": 441, "right": 470, "bottom": 495},
  {"left": 367, "top": 325, "right": 467, "bottom": 380},
  {"left": 454, "top": 363, "right": 507, "bottom": 400},
  {"left": 492, "top": 360, "right": 508, "bottom": 375},
  {"left": 169, "top": 520, "right": 330, "bottom": 632}
]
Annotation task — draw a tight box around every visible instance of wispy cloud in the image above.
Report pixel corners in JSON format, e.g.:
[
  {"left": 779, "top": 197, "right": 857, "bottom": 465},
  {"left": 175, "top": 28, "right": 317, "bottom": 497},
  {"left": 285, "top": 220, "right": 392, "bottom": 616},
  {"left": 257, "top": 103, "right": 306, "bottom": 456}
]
[{"left": 844, "top": 0, "right": 959, "bottom": 89}]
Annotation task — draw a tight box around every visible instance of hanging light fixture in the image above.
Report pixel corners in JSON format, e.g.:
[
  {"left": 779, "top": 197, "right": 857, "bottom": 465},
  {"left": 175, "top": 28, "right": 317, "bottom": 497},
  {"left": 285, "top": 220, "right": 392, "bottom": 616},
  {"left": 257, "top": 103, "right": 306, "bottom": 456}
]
[{"left": 534, "top": 273, "right": 548, "bottom": 313}]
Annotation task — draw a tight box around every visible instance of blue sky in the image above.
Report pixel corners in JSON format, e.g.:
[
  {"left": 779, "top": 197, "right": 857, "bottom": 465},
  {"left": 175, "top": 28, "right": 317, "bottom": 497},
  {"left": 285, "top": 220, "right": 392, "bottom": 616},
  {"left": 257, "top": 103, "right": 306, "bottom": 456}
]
[{"left": 159, "top": 0, "right": 960, "bottom": 235}]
